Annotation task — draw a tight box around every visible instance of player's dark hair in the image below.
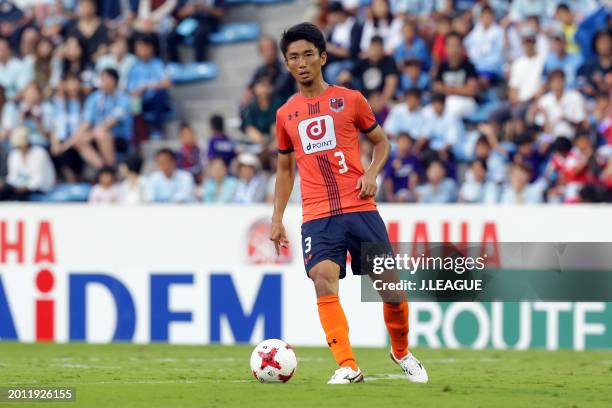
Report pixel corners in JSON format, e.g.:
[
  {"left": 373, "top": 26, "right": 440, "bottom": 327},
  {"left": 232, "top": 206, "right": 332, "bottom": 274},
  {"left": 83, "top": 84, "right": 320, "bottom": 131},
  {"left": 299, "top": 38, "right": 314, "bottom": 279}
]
[
  {"left": 156, "top": 148, "right": 176, "bottom": 161},
  {"left": 123, "top": 154, "right": 143, "bottom": 174},
  {"left": 280, "top": 23, "right": 327, "bottom": 58},
  {"left": 101, "top": 68, "right": 120, "bottom": 84},
  {"left": 370, "top": 35, "right": 385, "bottom": 47},
  {"left": 210, "top": 114, "right": 224, "bottom": 132}
]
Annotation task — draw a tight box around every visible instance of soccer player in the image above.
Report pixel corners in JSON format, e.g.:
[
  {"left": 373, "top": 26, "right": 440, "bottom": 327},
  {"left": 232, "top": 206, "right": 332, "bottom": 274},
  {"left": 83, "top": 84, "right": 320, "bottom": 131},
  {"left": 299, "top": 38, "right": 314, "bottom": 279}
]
[{"left": 270, "top": 23, "right": 428, "bottom": 385}]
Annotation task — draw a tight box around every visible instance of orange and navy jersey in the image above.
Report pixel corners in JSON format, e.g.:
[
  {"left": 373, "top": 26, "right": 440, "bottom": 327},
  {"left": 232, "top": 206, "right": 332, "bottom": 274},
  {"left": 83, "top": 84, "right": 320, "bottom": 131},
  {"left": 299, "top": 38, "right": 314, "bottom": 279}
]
[{"left": 276, "top": 85, "right": 379, "bottom": 223}]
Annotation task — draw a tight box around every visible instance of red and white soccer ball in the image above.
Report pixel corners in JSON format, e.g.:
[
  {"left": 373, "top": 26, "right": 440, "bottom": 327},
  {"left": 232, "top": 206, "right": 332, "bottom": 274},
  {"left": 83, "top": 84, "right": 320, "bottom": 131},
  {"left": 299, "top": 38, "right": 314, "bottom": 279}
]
[{"left": 250, "top": 339, "right": 297, "bottom": 383}]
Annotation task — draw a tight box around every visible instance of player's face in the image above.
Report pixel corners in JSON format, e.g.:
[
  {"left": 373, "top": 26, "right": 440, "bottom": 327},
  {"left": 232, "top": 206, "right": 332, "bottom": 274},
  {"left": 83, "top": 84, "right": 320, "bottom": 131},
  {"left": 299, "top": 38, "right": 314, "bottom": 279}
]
[{"left": 284, "top": 40, "right": 327, "bottom": 86}]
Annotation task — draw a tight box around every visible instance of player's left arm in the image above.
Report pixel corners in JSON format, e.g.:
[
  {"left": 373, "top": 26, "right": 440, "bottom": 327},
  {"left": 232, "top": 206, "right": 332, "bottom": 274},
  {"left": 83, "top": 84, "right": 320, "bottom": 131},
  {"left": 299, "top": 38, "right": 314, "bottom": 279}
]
[{"left": 357, "top": 125, "right": 390, "bottom": 199}]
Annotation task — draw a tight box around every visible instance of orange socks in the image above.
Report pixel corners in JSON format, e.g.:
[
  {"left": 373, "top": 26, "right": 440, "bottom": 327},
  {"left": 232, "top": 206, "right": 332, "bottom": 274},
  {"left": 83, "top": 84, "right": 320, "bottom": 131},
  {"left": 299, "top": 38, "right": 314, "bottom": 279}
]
[
  {"left": 317, "top": 295, "right": 357, "bottom": 370},
  {"left": 384, "top": 301, "right": 409, "bottom": 360}
]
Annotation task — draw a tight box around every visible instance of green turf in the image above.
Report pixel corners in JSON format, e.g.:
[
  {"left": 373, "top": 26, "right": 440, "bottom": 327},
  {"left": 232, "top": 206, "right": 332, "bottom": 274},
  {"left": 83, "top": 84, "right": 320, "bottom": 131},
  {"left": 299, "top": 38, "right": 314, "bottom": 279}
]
[{"left": 0, "top": 343, "right": 611, "bottom": 408}]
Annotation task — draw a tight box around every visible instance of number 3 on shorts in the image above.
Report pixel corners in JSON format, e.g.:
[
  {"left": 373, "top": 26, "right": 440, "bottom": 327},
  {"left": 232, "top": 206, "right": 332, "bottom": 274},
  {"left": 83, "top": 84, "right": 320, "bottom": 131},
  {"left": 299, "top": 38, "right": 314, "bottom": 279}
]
[
  {"left": 334, "top": 151, "right": 348, "bottom": 174},
  {"left": 304, "top": 236, "right": 312, "bottom": 253}
]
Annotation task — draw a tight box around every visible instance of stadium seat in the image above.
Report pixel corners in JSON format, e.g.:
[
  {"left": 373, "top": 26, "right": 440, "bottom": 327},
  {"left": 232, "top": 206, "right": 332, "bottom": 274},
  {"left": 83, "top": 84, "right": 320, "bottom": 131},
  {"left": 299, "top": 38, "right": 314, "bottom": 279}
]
[
  {"left": 29, "top": 183, "right": 92, "bottom": 203},
  {"left": 167, "top": 62, "right": 218, "bottom": 84},
  {"left": 208, "top": 22, "right": 260, "bottom": 45}
]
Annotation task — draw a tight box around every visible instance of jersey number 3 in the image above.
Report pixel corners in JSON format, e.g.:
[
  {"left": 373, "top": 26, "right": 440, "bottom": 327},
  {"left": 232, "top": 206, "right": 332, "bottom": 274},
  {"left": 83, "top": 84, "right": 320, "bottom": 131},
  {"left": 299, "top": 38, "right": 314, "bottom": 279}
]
[{"left": 334, "top": 151, "right": 348, "bottom": 174}]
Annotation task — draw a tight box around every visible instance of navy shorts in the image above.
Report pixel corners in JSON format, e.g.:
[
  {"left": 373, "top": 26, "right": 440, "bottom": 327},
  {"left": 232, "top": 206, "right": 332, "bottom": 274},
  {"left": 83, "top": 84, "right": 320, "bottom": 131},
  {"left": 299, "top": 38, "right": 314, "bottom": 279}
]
[{"left": 301, "top": 210, "right": 391, "bottom": 279}]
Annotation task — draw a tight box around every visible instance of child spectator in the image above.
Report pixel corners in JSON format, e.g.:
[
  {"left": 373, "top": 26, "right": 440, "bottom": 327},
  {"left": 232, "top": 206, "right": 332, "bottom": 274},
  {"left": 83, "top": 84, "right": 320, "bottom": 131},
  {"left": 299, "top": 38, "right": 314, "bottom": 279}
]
[
  {"left": 176, "top": 122, "right": 203, "bottom": 182},
  {"left": 207, "top": 114, "right": 237, "bottom": 166},
  {"left": 201, "top": 157, "right": 238, "bottom": 203},
  {"left": 145, "top": 148, "right": 195, "bottom": 203},
  {"left": 233, "top": 153, "right": 266, "bottom": 204},
  {"left": 89, "top": 166, "right": 120, "bottom": 203},
  {"left": 459, "top": 159, "right": 499, "bottom": 203},
  {"left": 500, "top": 162, "right": 545, "bottom": 204},
  {"left": 416, "top": 158, "right": 458, "bottom": 203},
  {"left": 383, "top": 132, "right": 421, "bottom": 202},
  {"left": 118, "top": 155, "right": 146, "bottom": 204}
]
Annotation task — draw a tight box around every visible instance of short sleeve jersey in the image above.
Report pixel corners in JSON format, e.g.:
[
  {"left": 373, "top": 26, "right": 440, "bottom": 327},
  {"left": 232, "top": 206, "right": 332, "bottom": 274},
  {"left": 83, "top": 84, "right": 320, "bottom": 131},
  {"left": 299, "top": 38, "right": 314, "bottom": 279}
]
[{"left": 276, "top": 85, "right": 379, "bottom": 223}]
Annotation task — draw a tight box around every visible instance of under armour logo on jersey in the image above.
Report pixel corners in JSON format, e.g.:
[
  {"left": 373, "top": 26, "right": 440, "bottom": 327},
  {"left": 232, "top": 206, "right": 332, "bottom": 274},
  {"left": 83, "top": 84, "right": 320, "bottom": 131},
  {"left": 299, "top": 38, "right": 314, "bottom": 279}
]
[
  {"left": 288, "top": 111, "right": 300, "bottom": 120},
  {"left": 307, "top": 102, "right": 320, "bottom": 115}
]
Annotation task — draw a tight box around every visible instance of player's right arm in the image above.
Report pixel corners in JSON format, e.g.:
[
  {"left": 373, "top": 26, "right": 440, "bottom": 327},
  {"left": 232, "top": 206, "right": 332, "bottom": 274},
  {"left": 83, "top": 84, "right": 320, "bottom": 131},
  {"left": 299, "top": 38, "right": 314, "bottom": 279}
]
[{"left": 270, "top": 110, "right": 295, "bottom": 255}]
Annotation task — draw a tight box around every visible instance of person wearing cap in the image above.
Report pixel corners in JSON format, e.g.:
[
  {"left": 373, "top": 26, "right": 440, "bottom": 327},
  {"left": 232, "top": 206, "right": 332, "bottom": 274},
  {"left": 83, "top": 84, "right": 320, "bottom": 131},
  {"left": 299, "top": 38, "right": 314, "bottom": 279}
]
[
  {"left": 544, "top": 28, "right": 583, "bottom": 89},
  {"left": 0, "top": 126, "right": 55, "bottom": 201},
  {"left": 144, "top": 148, "right": 195, "bottom": 203},
  {"left": 232, "top": 153, "right": 266, "bottom": 204}
]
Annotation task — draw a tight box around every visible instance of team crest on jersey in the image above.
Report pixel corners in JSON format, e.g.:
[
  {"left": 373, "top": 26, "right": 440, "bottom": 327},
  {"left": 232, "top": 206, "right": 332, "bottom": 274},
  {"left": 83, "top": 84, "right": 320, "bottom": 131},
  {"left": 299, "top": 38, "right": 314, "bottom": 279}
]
[{"left": 329, "top": 97, "right": 345, "bottom": 113}]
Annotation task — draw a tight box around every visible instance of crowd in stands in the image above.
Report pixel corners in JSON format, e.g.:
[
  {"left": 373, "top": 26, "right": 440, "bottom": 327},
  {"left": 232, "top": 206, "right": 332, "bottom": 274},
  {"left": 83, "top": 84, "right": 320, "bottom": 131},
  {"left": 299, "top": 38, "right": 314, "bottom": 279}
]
[{"left": 0, "top": 0, "right": 611, "bottom": 204}]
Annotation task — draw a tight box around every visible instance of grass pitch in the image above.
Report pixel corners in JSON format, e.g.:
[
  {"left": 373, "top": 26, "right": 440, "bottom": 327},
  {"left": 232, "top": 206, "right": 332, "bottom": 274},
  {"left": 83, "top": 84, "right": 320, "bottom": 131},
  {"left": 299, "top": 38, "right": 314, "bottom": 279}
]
[{"left": 0, "top": 343, "right": 611, "bottom": 408}]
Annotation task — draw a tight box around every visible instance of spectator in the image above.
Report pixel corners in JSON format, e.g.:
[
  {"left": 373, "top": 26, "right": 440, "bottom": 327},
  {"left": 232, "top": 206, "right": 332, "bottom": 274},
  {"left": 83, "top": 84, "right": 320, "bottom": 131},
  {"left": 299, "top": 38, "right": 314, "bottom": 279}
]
[
  {"left": 88, "top": 165, "right": 121, "bottom": 203},
  {"left": 577, "top": 30, "right": 611, "bottom": 98},
  {"left": 127, "top": 34, "right": 171, "bottom": 138},
  {"left": 242, "top": 36, "right": 294, "bottom": 108},
  {"left": 49, "top": 73, "right": 85, "bottom": 182},
  {"left": 131, "top": 0, "right": 178, "bottom": 55},
  {"left": 530, "top": 69, "right": 588, "bottom": 140},
  {"left": 393, "top": 21, "right": 430, "bottom": 71},
  {"left": 491, "top": 27, "right": 545, "bottom": 133},
  {"left": 206, "top": 114, "right": 236, "bottom": 166},
  {"left": 233, "top": 153, "right": 266, "bottom": 204},
  {"left": 431, "top": 14, "right": 452, "bottom": 67},
  {"left": 176, "top": 122, "right": 203, "bottom": 181},
  {"left": 383, "top": 132, "right": 420, "bottom": 202},
  {"left": 512, "top": 133, "right": 544, "bottom": 181},
  {"left": 359, "top": 0, "right": 403, "bottom": 53},
  {"left": 65, "top": 0, "right": 109, "bottom": 66},
  {"left": 549, "top": 131, "right": 597, "bottom": 202},
  {"left": 473, "top": 131, "right": 508, "bottom": 183},
  {"left": 95, "top": 36, "right": 137, "bottom": 90},
  {"left": 459, "top": 159, "right": 499, "bottom": 203},
  {"left": 3, "top": 82, "right": 51, "bottom": 147},
  {"left": 421, "top": 93, "right": 465, "bottom": 157},
  {"left": 368, "top": 91, "right": 390, "bottom": 125},
  {"left": 145, "top": 148, "right": 195, "bottom": 203},
  {"left": 0, "top": 126, "right": 55, "bottom": 201},
  {"left": 554, "top": 3, "right": 580, "bottom": 54},
  {"left": 463, "top": 5, "right": 504, "bottom": 84},
  {"left": 415, "top": 158, "right": 458, "bottom": 203},
  {"left": 433, "top": 31, "right": 478, "bottom": 119},
  {"left": 507, "top": 15, "right": 550, "bottom": 61},
  {"left": 324, "top": 1, "right": 363, "bottom": 84},
  {"left": 383, "top": 87, "right": 423, "bottom": 140},
  {"left": 201, "top": 156, "right": 238, "bottom": 203},
  {"left": 118, "top": 154, "right": 146, "bottom": 204},
  {"left": 342, "top": 36, "right": 399, "bottom": 106},
  {"left": 20, "top": 27, "right": 40, "bottom": 65},
  {"left": 544, "top": 29, "right": 584, "bottom": 89},
  {"left": 0, "top": 36, "right": 29, "bottom": 99},
  {"left": 398, "top": 58, "right": 429, "bottom": 95},
  {"left": 167, "top": 0, "right": 225, "bottom": 63},
  {"left": 53, "top": 36, "right": 96, "bottom": 91},
  {"left": 28, "top": 37, "right": 56, "bottom": 98},
  {"left": 500, "top": 162, "right": 545, "bottom": 204},
  {"left": 77, "top": 68, "right": 132, "bottom": 168},
  {"left": 243, "top": 75, "right": 282, "bottom": 168}
]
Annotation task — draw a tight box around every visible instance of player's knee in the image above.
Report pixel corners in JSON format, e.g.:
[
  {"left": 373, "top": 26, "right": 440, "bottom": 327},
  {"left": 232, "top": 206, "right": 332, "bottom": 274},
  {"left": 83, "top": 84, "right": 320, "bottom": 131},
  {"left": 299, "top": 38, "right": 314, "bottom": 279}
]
[{"left": 309, "top": 264, "right": 339, "bottom": 296}]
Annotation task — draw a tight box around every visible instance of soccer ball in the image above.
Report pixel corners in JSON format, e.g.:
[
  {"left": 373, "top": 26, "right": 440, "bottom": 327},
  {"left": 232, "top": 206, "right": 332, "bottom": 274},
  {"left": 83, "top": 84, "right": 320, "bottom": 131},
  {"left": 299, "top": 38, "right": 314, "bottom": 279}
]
[{"left": 250, "top": 339, "right": 297, "bottom": 383}]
